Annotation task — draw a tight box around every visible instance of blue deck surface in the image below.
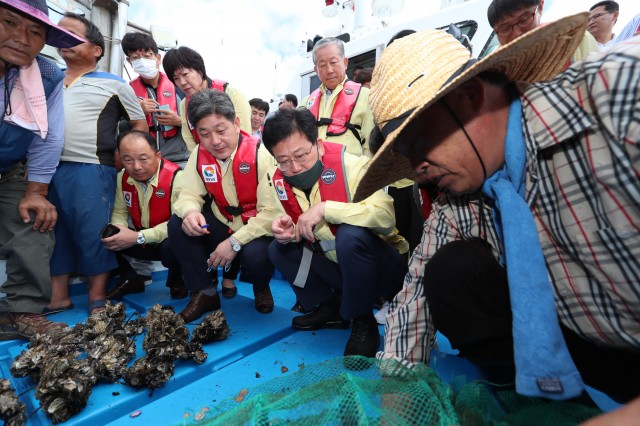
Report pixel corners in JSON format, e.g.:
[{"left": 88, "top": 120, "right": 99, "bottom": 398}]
[{"left": 0, "top": 270, "right": 620, "bottom": 425}]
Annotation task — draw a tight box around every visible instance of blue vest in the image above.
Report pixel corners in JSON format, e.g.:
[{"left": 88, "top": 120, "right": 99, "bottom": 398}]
[{"left": 0, "top": 56, "right": 64, "bottom": 173}]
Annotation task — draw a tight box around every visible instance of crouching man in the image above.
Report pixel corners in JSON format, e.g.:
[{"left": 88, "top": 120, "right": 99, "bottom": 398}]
[
  {"left": 168, "top": 89, "right": 278, "bottom": 323},
  {"left": 263, "top": 108, "right": 408, "bottom": 358},
  {"left": 102, "top": 131, "right": 186, "bottom": 300}
]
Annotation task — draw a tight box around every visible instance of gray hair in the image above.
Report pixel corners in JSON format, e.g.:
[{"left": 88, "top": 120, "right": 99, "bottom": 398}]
[
  {"left": 187, "top": 89, "right": 236, "bottom": 128},
  {"left": 312, "top": 37, "right": 345, "bottom": 65}
]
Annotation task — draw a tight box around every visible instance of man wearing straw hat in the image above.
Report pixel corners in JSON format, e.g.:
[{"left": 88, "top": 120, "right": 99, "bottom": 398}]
[
  {"left": 354, "top": 13, "right": 640, "bottom": 416},
  {"left": 0, "top": 0, "right": 84, "bottom": 339}
]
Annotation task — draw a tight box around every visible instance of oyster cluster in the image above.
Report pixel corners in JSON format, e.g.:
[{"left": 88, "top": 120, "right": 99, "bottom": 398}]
[
  {"left": 191, "top": 310, "right": 231, "bottom": 344},
  {"left": 123, "top": 305, "right": 209, "bottom": 391},
  {"left": 10, "top": 303, "right": 142, "bottom": 424},
  {"left": 0, "top": 379, "right": 26, "bottom": 426},
  {"left": 8, "top": 302, "right": 231, "bottom": 423}
]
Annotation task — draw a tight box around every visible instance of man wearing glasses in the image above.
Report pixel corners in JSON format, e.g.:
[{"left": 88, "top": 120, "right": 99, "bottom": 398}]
[
  {"left": 263, "top": 108, "right": 408, "bottom": 359},
  {"left": 487, "top": 0, "right": 598, "bottom": 64},
  {"left": 589, "top": 1, "right": 639, "bottom": 50}
]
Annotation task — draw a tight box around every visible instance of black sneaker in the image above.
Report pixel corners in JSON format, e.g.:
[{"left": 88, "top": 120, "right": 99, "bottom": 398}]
[
  {"left": 292, "top": 296, "right": 349, "bottom": 331},
  {"left": 344, "top": 315, "right": 380, "bottom": 358}
]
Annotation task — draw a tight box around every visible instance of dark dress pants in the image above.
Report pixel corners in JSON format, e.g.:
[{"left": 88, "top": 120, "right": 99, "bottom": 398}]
[
  {"left": 168, "top": 213, "right": 274, "bottom": 293},
  {"left": 268, "top": 224, "right": 408, "bottom": 320},
  {"left": 117, "top": 238, "right": 181, "bottom": 286},
  {"left": 424, "top": 239, "right": 640, "bottom": 403}
]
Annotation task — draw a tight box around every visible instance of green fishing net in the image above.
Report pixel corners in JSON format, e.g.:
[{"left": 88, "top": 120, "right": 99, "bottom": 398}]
[{"left": 191, "top": 356, "right": 601, "bottom": 425}]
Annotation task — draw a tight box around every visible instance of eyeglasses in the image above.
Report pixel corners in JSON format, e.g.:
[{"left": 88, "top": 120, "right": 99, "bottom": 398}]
[
  {"left": 127, "top": 51, "right": 157, "bottom": 61},
  {"left": 276, "top": 145, "right": 315, "bottom": 171},
  {"left": 588, "top": 11, "right": 612, "bottom": 22},
  {"left": 495, "top": 5, "right": 538, "bottom": 38}
]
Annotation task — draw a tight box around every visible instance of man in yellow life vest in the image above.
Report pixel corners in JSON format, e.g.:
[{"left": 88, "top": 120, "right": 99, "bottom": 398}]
[
  {"left": 101, "top": 131, "right": 186, "bottom": 301},
  {"left": 263, "top": 108, "right": 408, "bottom": 358},
  {"left": 168, "top": 89, "right": 278, "bottom": 324},
  {"left": 302, "top": 37, "right": 374, "bottom": 158}
]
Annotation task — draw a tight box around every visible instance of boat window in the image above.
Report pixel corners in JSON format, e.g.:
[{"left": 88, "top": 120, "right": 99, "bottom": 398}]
[
  {"left": 436, "top": 20, "right": 479, "bottom": 54},
  {"left": 479, "top": 31, "right": 500, "bottom": 58}
]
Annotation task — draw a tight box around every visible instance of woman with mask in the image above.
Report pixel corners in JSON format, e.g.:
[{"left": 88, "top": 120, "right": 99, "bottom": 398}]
[{"left": 121, "top": 32, "right": 189, "bottom": 167}]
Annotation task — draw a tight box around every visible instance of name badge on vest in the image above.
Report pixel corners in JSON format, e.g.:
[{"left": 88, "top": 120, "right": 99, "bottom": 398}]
[
  {"left": 274, "top": 179, "right": 288, "bottom": 201},
  {"left": 321, "top": 169, "right": 336, "bottom": 185},
  {"left": 239, "top": 162, "right": 251, "bottom": 174},
  {"left": 202, "top": 165, "right": 218, "bottom": 183},
  {"left": 344, "top": 88, "right": 354, "bottom": 95},
  {"left": 123, "top": 191, "right": 133, "bottom": 207},
  {"left": 163, "top": 91, "right": 172, "bottom": 98}
]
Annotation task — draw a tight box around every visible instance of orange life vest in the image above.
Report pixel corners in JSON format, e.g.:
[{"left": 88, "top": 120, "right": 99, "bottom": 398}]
[
  {"left": 121, "top": 159, "right": 181, "bottom": 230},
  {"left": 130, "top": 72, "right": 178, "bottom": 139},
  {"left": 306, "top": 80, "right": 363, "bottom": 143},
  {"left": 196, "top": 130, "right": 258, "bottom": 223},
  {"left": 185, "top": 79, "right": 228, "bottom": 144},
  {"left": 272, "top": 142, "right": 349, "bottom": 235}
]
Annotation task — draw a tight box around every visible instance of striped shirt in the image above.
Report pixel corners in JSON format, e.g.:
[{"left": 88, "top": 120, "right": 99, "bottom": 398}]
[{"left": 379, "top": 39, "right": 640, "bottom": 367}]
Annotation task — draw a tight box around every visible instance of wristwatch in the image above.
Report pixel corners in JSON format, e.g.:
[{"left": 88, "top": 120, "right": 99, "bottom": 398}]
[
  {"left": 228, "top": 236, "right": 242, "bottom": 252},
  {"left": 136, "top": 232, "right": 146, "bottom": 245}
]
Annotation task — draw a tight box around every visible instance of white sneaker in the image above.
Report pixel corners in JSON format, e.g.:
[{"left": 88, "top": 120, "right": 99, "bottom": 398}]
[{"left": 374, "top": 302, "right": 390, "bottom": 325}]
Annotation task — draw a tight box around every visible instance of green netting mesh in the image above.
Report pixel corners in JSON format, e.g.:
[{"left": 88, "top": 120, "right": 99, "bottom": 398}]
[{"left": 187, "top": 356, "right": 601, "bottom": 426}]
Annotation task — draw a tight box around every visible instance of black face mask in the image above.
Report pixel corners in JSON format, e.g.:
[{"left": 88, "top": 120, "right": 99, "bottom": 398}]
[{"left": 283, "top": 159, "right": 325, "bottom": 190}]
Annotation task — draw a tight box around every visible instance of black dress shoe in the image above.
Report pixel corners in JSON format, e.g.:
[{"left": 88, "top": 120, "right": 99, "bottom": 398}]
[
  {"left": 221, "top": 285, "right": 237, "bottom": 298},
  {"left": 106, "top": 276, "right": 145, "bottom": 300},
  {"left": 344, "top": 315, "right": 380, "bottom": 358},
  {"left": 253, "top": 286, "right": 274, "bottom": 314},
  {"left": 168, "top": 276, "right": 188, "bottom": 299},
  {"left": 178, "top": 291, "right": 221, "bottom": 324},
  {"left": 292, "top": 296, "right": 349, "bottom": 331}
]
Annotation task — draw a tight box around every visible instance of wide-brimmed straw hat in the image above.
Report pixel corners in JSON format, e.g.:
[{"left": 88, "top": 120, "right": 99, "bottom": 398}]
[
  {"left": 0, "top": 0, "right": 84, "bottom": 48},
  {"left": 353, "top": 13, "right": 588, "bottom": 202}
]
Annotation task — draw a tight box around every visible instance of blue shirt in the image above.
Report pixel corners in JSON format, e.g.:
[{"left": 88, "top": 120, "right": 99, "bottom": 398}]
[{"left": 0, "top": 64, "right": 65, "bottom": 184}]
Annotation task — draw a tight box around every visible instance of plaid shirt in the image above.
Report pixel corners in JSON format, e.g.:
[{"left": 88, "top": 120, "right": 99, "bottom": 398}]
[{"left": 379, "top": 39, "right": 640, "bottom": 367}]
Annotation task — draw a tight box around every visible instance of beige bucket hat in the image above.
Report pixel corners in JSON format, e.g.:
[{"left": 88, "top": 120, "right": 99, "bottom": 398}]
[{"left": 354, "top": 13, "right": 588, "bottom": 202}]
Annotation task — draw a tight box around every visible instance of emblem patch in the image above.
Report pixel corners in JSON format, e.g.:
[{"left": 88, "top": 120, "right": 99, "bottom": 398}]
[
  {"left": 239, "top": 162, "right": 251, "bottom": 174},
  {"left": 201, "top": 165, "right": 218, "bottom": 183},
  {"left": 163, "top": 91, "right": 172, "bottom": 98},
  {"left": 123, "top": 191, "right": 132, "bottom": 207},
  {"left": 155, "top": 189, "right": 166, "bottom": 198},
  {"left": 274, "top": 179, "right": 288, "bottom": 201},
  {"left": 306, "top": 97, "right": 315, "bottom": 109},
  {"left": 344, "top": 88, "right": 354, "bottom": 95},
  {"left": 320, "top": 168, "right": 336, "bottom": 185}
]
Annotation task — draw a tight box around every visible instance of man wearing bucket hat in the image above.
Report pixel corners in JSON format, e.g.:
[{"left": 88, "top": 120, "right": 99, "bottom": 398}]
[
  {"left": 354, "top": 13, "right": 640, "bottom": 412},
  {"left": 0, "top": 0, "right": 83, "bottom": 339}
]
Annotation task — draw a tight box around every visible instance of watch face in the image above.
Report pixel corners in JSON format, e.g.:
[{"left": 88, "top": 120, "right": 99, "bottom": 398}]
[{"left": 137, "top": 234, "right": 145, "bottom": 244}]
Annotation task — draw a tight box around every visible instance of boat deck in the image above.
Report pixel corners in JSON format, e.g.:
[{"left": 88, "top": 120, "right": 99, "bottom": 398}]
[{"left": 0, "top": 268, "right": 620, "bottom": 425}]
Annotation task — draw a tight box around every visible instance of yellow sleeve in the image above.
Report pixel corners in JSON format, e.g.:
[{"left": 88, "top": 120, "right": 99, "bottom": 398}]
[
  {"left": 323, "top": 153, "right": 396, "bottom": 234},
  {"left": 140, "top": 224, "right": 166, "bottom": 244},
  {"left": 180, "top": 98, "right": 197, "bottom": 154},
  {"left": 172, "top": 150, "right": 207, "bottom": 218},
  {"left": 226, "top": 85, "right": 252, "bottom": 134},
  {"left": 574, "top": 31, "right": 599, "bottom": 61},
  {"left": 357, "top": 88, "right": 375, "bottom": 159},
  {"left": 231, "top": 147, "right": 278, "bottom": 245},
  {"left": 111, "top": 170, "right": 129, "bottom": 227}
]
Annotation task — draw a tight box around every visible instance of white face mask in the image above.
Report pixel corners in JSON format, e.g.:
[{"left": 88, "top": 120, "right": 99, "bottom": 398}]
[{"left": 131, "top": 58, "right": 159, "bottom": 79}]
